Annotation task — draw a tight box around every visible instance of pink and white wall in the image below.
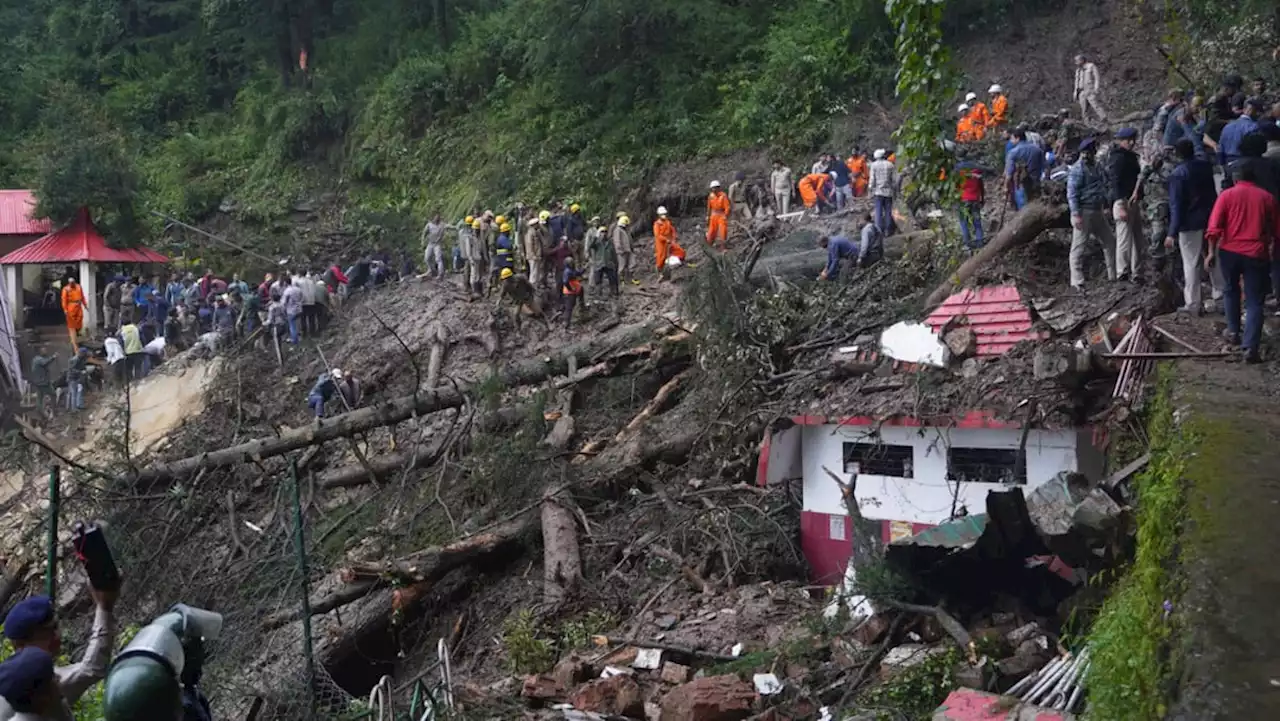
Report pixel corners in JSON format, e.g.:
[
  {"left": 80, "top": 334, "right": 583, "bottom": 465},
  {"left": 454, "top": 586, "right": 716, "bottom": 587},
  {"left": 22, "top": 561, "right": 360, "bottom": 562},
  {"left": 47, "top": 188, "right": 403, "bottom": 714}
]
[{"left": 760, "top": 414, "right": 1106, "bottom": 584}]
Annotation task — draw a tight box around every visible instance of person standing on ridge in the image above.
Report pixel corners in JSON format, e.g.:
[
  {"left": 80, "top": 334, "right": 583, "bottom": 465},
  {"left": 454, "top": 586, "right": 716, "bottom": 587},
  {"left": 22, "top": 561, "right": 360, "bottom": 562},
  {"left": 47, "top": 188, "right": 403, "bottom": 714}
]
[
  {"left": 706, "top": 181, "right": 731, "bottom": 248},
  {"left": 653, "top": 206, "right": 686, "bottom": 280},
  {"left": 1073, "top": 54, "right": 1107, "bottom": 123},
  {"left": 770, "top": 160, "right": 793, "bottom": 214}
]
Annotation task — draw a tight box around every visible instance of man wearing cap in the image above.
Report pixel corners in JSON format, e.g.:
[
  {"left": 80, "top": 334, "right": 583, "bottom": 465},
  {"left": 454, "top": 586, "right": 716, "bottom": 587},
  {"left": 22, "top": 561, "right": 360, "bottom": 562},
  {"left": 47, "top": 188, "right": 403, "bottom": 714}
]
[
  {"left": 1067, "top": 137, "right": 1117, "bottom": 288},
  {"left": 0, "top": 647, "right": 59, "bottom": 719},
  {"left": 1219, "top": 97, "right": 1265, "bottom": 186},
  {"left": 868, "top": 149, "right": 898, "bottom": 235},
  {"left": 1110, "top": 128, "right": 1145, "bottom": 280},
  {"left": 2, "top": 588, "right": 119, "bottom": 719}
]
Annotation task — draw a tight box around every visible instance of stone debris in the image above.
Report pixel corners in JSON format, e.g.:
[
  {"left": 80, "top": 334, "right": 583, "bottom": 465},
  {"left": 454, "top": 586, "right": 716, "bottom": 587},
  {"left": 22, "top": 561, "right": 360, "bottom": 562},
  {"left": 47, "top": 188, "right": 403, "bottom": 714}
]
[{"left": 659, "top": 675, "right": 757, "bottom": 721}]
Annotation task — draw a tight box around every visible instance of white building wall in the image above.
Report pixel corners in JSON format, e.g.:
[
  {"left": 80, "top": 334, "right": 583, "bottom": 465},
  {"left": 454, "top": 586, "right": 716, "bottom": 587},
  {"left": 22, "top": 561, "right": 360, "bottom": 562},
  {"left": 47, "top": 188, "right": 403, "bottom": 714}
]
[{"left": 800, "top": 423, "right": 1084, "bottom": 525}]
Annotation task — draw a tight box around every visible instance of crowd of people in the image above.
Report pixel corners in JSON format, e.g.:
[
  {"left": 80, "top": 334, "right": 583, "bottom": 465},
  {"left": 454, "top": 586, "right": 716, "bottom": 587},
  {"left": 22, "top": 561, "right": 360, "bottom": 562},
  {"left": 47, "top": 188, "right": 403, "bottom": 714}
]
[{"left": 954, "top": 58, "right": 1280, "bottom": 363}]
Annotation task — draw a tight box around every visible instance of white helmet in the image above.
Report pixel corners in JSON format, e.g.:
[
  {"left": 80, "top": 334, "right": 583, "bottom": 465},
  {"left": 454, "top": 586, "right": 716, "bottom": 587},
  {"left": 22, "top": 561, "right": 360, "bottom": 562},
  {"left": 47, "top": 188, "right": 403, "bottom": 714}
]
[
  {"left": 332, "top": 368, "right": 344, "bottom": 380},
  {"left": 965, "top": 92, "right": 978, "bottom": 103},
  {"left": 709, "top": 180, "right": 722, "bottom": 189},
  {"left": 657, "top": 206, "right": 669, "bottom": 216},
  {"left": 873, "top": 149, "right": 886, "bottom": 160},
  {"left": 989, "top": 84, "right": 1003, "bottom": 94},
  {"left": 958, "top": 103, "right": 970, "bottom": 113}
]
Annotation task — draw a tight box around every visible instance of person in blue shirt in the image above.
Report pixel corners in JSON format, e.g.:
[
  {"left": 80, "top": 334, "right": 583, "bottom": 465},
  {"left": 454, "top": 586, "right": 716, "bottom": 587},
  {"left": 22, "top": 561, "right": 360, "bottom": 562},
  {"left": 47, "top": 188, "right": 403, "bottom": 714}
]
[
  {"left": 561, "top": 258, "right": 584, "bottom": 330},
  {"left": 829, "top": 156, "right": 853, "bottom": 211},
  {"left": 1004, "top": 128, "right": 1044, "bottom": 209},
  {"left": 1218, "top": 97, "right": 1264, "bottom": 183},
  {"left": 133, "top": 277, "right": 155, "bottom": 317},
  {"left": 165, "top": 276, "right": 184, "bottom": 308},
  {"left": 818, "top": 234, "right": 858, "bottom": 281},
  {"left": 1165, "top": 138, "right": 1218, "bottom": 314},
  {"left": 307, "top": 368, "right": 345, "bottom": 417},
  {"left": 494, "top": 223, "right": 515, "bottom": 274}
]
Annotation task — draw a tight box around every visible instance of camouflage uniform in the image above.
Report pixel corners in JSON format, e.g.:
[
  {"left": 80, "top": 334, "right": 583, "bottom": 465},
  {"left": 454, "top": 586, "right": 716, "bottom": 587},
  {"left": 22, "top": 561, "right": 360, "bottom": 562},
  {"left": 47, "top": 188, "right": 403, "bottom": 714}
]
[{"left": 1138, "top": 156, "right": 1171, "bottom": 269}]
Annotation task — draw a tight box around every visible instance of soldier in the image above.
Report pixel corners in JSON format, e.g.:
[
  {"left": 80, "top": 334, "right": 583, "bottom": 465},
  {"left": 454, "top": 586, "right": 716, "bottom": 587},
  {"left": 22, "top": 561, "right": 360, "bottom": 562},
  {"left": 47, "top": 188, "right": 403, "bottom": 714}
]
[{"left": 1138, "top": 147, "right": 1173, "bottom": 278}]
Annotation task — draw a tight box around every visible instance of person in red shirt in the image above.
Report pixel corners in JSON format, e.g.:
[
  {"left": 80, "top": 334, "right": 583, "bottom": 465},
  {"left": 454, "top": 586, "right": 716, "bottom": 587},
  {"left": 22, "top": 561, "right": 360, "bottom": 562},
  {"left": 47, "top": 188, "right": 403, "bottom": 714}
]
[
  {"left": 956, "top": 163, "right": 986, "bottom": 250},
  {"left": 1205, "top": 161, "right": 1280, "bottom": 361}
]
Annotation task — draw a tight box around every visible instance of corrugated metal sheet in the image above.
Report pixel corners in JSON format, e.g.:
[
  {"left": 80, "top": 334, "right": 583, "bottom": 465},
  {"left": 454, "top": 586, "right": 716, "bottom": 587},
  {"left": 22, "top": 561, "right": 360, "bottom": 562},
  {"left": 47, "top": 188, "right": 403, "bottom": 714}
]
[
  {"left": 933, "top": 689, "right": 1074, "bottom": 720},
  {"left": 925, "top": 285, "right": 1044, "bottom": 357},
  {"left": 0, "top": 190, "right": 50, "bottom": 236},
  {"left": 0, "top": 208, "right": 168, "bottom": 265}
]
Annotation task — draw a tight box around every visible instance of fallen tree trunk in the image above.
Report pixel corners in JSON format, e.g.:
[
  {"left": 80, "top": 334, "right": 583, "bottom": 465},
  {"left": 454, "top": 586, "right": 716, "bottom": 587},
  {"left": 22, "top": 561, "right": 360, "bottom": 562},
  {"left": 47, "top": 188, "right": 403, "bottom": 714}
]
[
  {"left": 317, "top": 438, "right": 446, "bottom": 489},
  {"left": 924, "top": 201, "right": 1069, "bottom": 309},
  {"left": 131, "top": 328, "right": 673, "bottom": 486},
  {"left": 541, "top": 495, "right": 581, "bottom": 605},
  {"left": 261, "top": 579, "right": 384, "bottom": 631},
  {"left": 344, "top": 516, "right": 532, "bottom": 583}
]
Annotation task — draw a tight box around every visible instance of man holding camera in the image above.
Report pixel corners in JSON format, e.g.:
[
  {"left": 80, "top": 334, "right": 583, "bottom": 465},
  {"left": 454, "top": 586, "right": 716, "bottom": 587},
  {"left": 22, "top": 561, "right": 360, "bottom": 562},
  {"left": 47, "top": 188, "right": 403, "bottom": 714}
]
[{"left": 0, "top": 584, "right": 119, "bottom": 720}]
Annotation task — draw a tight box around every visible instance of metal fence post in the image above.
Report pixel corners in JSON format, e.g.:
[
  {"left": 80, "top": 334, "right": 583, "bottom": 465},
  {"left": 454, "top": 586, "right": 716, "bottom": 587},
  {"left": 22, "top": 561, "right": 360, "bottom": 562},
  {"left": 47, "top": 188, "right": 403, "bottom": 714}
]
[
  {"left": 289, "top": 458, "right": 317, "bottom": 720},
  {"left": 46, "top": 466, "right": 60, "bottom": 600}
]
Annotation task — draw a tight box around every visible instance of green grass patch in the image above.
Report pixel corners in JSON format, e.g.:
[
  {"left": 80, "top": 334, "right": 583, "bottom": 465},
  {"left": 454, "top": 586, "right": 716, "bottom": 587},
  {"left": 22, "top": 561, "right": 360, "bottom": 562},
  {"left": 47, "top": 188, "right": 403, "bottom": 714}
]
[{"left": 1084, "top": 367, "right": 1190, "bottom": 720}]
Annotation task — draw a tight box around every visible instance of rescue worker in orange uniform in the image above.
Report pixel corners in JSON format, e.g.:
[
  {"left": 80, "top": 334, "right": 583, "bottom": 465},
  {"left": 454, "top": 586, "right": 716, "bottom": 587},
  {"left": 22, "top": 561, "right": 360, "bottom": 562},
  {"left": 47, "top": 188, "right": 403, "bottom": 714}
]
[
  {"left": 653, "top": 206, "right": 686, "bottom": 279},
  {"left": 956, "top": 104, "right": 977, "bottom": 143},
  {"left": 965, "top": 91, "right": 990, "bottom": 129},
  {"left": 60, "top": 276, "right": 87, "bottom": 348},
  {"left": 846, "top": 150, "right": 869, "bottom": 197},
  {"left": 798, "top": 172, "right": 832, "bottom": 214},
  {"left": 706, "top": 180, "right": 731, "bottom": 248},
  {"left": 988, "top": 84, "right": 1008, "bottom": 127}
]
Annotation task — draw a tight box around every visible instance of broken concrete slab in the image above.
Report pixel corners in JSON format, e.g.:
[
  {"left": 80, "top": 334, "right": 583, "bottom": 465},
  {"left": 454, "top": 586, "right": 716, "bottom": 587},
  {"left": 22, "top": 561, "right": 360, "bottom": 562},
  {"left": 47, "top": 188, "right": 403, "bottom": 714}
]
[
  {"left": 944, "top": 327, "right": 978, "bottom": 360},
  {"left": 880, "top": 321, "right": 950, "bottom": 367},
  {"left": 881, "top": 644, "right": 947, "bottom": 672},
  {"left": 661, "top": 661, "right": 692, "bottom": 684},
  {"left": 660, "top": 675, "right": 757, "bottom": 721},
  {"left": 932, "top": 688, "right": 1075, "bottom": 720},
  {"left": 1025, "top": 472, "right": 1125, "bottom": 567}
]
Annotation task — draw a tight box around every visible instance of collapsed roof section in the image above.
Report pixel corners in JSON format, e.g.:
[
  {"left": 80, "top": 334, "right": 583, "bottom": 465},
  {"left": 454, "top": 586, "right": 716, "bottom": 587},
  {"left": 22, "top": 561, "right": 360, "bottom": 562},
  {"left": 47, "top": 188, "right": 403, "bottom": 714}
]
[{"left": 789, "top": 280, "right": 1163, "bottom": 431}]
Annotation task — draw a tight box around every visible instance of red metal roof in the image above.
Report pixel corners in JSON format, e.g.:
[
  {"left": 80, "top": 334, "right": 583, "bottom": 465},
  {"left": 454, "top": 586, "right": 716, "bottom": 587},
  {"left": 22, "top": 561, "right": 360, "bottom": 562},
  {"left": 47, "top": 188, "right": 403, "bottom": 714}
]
[
  {"left": 0, "top": 191, "right": 51, "bottom": 236},
  {"left": 933, "top": 689, "right": 1074, "bottom": 720},
  {"left": 925, "top": 285, "right": 1044, "bottom": 357},
  {"left": 0, "top": 208, "right": 168, "bottom": 265}
]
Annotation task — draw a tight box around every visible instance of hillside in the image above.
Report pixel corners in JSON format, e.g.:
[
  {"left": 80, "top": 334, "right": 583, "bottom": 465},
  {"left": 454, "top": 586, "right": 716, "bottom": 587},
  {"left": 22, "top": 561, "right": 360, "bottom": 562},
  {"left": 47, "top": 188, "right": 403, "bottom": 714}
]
[{"left": 0, "top": 0, "right": 1265, "bottom": 261}]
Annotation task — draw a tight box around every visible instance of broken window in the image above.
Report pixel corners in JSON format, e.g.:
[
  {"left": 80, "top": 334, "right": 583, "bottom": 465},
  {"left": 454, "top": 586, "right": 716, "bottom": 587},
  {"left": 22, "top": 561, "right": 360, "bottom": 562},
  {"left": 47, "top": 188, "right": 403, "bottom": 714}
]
[
  {"left": 946, "top": 447, "right": 1026, "bottom": 485},
  {"left": 843, "top": 443, "right": 914, "bottom": 478}
]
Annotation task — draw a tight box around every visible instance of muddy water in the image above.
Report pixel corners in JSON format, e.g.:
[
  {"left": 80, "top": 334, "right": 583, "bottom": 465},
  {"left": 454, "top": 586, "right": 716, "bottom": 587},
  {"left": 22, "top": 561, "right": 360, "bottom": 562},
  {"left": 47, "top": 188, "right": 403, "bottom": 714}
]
[{"left": 1168, "top": 357, "right": 1280, "bottom": 720}]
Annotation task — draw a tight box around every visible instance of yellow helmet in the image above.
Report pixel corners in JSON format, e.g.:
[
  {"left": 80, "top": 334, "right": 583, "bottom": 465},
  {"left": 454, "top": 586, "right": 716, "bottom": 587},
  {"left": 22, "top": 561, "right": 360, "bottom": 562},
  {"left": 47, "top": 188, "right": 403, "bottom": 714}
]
[
  {"left": 570, "top": 203, "right": 581, "bottom": 213},
  {"left": 464, "top": 215, "right": 475, "bottom": 224},
  {"left": 539, "top": 210, "right": 551, "bottom": 222},
  {"left": 500, "top": 268, "right": 514, "bottom": 280},
  {"left": 472, "top": 219, "right": 483, "bottom": 230},
  {"left": 495, "top": 215, "right": 507, "bottom": 225},
  {"left": 618, "top": 216, "right": 631, "bottom": 227},
  {"left": 500, "top": 222, "right": 512, "bottom": 232}
]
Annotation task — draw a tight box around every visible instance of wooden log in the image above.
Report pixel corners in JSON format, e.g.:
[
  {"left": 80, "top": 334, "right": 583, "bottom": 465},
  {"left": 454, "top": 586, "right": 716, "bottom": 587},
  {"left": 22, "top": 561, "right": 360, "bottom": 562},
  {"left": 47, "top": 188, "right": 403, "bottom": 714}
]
[
  {"left": 425, "top": 321, "right": 449, "bottom": 389},
  {"left": 924, "top": 201, "right": 1070, "bottom": 309},
  {"left": 343, "top": 517, "right": 532, "bottom": 583},
  {"left": 130, "top": 329, "right": 672, "bottom": 486},
  {"left": 260, "top": 579, "right": 384, "bottom": 630},
  {"left": 541, "top": 494, "right": 581, "bottom": 605}
]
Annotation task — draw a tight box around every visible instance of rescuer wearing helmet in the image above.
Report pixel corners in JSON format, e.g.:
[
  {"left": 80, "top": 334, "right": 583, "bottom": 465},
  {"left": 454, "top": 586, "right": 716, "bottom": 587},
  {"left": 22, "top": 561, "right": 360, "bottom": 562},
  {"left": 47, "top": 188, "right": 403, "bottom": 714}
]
[
  {"left": 613, "top": 215, "right": 637, "bottom": 285},
  {"left": 495, "top": 266, "right": 549, "bottom": 332},
  {"left": 523, "top": 212, "right": 552, "bottom": 289},
  {"left": 653, "top": 206, "right": 686, "bottom": 280},
  {"left": 988, "top": 84, "right": 1008, "bottom": 126},
  {"left": 706, "top": 180, "right": 731, "bottom": 248}
]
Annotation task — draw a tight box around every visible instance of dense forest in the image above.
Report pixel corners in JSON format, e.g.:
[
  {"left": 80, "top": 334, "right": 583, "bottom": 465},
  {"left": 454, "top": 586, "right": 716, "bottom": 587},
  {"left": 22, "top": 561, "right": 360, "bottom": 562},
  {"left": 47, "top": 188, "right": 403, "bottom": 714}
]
[{"left": 0, "top": 0, "right": 1267, "bottom": 244}]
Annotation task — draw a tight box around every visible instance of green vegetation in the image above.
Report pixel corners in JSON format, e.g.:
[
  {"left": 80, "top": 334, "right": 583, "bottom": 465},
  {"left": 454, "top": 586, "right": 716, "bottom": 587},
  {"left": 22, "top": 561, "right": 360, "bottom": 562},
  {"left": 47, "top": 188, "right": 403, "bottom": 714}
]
[
  {"left": 853, "top": 645, "right": 962, "bottom": 719},
  {"left": 0, "top": 0, "right": 1039, "bottom": 247},
  {"left": 1084, "top": 368, "right": 1188, "bottom": 720},
  {"left": 500, "top": 608, "right": 616, "bottom": 673}
]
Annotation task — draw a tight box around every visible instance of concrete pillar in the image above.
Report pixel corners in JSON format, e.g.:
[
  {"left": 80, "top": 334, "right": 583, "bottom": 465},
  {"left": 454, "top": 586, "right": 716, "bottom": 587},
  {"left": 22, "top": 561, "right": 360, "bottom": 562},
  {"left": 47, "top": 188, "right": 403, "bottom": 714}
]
[
  {"left": 2, "top": 265, "right": 18, "bottom": 329},
  {"left": 79, "top": 260, "right": 98, "bottom": 332}
]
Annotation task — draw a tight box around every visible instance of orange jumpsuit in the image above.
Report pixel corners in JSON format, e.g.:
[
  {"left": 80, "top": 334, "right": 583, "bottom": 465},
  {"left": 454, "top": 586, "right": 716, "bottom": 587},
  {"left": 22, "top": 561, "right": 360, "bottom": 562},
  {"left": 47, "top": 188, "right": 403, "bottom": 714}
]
[
  {"left": 846, "top": 155, "right": 869, "bottom": 197},
  {"left": 61, "top": 283, "right": 84, "bottom": 332},
  {"left": 706, "top": 191, "right": 731, "bottom": 247},
  {"left": 956, "top": 116, "right": 976, "bottom": 142},
  {"left": 798, "top": 173, "right": 830, "bottom": 208},
  {"left": 654, "top": 217, "right": 685, "bottom": 270},
  {"left": 989, "top": 95, "right": 1008, "bottom": 126},
  {"left": 970, "top": 102, "right": 991, "bottom": 129}
]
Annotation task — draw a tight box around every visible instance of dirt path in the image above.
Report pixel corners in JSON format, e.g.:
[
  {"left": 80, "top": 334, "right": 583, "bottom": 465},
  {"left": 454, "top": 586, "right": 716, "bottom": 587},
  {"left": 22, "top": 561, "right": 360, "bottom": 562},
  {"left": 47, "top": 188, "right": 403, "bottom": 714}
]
[{"left": 1164, "top": 312, "right": 1280, "bottom": 719}]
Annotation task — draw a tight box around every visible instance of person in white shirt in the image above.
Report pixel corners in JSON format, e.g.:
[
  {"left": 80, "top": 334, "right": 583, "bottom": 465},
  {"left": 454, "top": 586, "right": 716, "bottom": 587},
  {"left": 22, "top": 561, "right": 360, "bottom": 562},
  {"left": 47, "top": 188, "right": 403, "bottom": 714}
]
[
  {"left": 770, "top": 161, "right": 794, "bottom": 215},
  {"left": 103, "top": 336, "right": 125, "bottom": 387}
]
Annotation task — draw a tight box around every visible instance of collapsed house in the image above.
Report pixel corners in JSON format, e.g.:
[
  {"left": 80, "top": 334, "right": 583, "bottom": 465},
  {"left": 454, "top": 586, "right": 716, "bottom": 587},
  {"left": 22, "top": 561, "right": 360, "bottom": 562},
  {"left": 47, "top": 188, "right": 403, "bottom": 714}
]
[{"left": 758, "top": 283, "right": 1158, "bottom": 587}]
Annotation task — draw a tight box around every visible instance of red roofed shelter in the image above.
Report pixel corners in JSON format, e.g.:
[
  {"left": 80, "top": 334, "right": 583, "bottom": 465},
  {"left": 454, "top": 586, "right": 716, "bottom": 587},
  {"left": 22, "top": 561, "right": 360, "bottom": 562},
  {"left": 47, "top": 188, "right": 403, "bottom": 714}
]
[
  {"left": 0, "top": 208, "right": 168, "bottom": 333},
  {"left": 0, "top": 190, "right": 52, "bottom": 256}
]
